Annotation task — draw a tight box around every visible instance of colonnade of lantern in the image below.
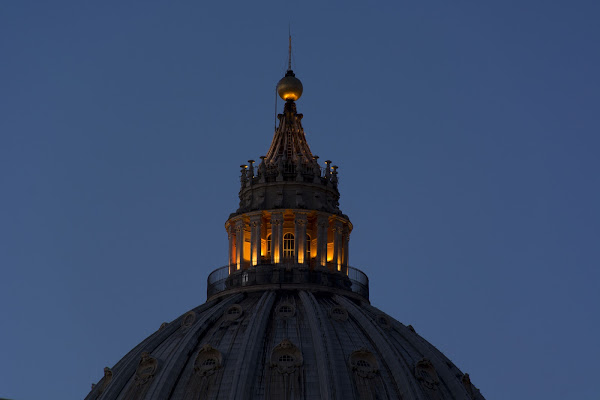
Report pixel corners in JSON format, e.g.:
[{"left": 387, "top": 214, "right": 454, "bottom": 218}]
[{"left": 226, "top": 210, "right": 351, "bottom": 275}]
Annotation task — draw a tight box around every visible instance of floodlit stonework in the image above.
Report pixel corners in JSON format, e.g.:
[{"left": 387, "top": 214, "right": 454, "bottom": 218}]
[{"left": 86, "top": 44, "right": 485, "bottom": 400}]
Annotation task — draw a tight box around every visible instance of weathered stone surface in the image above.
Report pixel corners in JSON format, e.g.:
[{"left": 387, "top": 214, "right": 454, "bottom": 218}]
[{"left": 86, "top": 290, "right": 484, "bottom": 400}]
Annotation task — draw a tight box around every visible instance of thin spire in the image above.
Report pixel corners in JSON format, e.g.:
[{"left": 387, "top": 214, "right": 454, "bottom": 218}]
[{"left": 288, "top": 30, "right": 292, "bottom": 71}]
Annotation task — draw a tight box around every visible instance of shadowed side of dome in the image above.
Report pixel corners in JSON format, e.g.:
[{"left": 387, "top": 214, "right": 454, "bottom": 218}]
[{"left": 86, "top": 291, "right": 484, "bottom": 400}]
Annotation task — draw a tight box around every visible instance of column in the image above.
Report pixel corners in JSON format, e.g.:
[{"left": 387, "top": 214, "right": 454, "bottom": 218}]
[
  {"left": 235, "top": 219, "right": 245, "bottom": 270},
  {"left": 249, "top": 213, "right": 262, "bottom": 266},
  {"left": 294, "top": 213, "right": 308, "bottom": 264},
  {"left": 342, "top": 225, "right": 350, "bottom": 274},
  {"left": 271, "top": 212, "right": 284, "bottom": 264},
  {"left": 228, "top": 224, "right": 236, "bottom": 274},
  {"left": 316, "top": 214, "right": 329, "bottom": 269},
  {"left": 332, "top": 220, "right": 343, "bottom": 272}
]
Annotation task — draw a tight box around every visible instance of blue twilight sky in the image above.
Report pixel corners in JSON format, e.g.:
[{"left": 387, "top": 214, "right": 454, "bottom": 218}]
[{"left": 1, "top": 2, "right": 599, "bottom": 399}]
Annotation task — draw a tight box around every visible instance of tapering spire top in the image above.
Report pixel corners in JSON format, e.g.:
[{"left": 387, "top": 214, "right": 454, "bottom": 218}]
[{"left": 288, "top": 33, "right": 292, "bottom": 71}]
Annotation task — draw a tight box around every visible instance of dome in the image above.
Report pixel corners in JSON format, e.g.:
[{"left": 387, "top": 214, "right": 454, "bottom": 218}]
[
  {"left": 85, "top": 288, "right": 484, "bottom": 399},
  {"left": 86, "top": 46, "right": 486, "bottom": 400}
]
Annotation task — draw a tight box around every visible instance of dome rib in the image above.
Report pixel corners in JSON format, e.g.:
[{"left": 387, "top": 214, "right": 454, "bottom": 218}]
[
  {"left": 335, "top": 295, "right": 427, "bottom": 400},
  {"left": 228, "top": 291, "right": 275, "bottom": 400},
  {"left": 143, "top": 294, "right": 244, "bottom": 400},
  {"left": 297, "top": 291, "right": 334, "bottom": 398}
]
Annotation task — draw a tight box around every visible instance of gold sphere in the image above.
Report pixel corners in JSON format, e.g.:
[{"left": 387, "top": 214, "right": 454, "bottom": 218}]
[{"left": 277, "top": 73, "right": 303, "bottom": 101}]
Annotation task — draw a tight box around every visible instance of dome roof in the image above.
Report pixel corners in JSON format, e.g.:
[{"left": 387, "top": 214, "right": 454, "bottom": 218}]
[
  {"left": 86, "top": 43, "right": 486, "bottom": 400},
  {"left": 86, "top": 289, "right": 484, "bottom": 400}
]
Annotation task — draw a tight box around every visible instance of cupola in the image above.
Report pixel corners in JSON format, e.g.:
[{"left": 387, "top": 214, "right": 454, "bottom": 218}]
[{"left": 214, "top": 37, "right": 361, "bottom": 301}]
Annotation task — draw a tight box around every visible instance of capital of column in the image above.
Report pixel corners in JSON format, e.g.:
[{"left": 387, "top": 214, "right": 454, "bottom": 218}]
[
  {"left": 317, "top": 214, "right": 329, "bottom": 227},
  {"left": 294, "top": 212, "right": 308, "bottom": 225},
  {"left": 271, "top": 213, "right": 284, "bottom": 224},
  {"left": 249, "top": 213, "right": 262, "bottom": 228},
  {"left": 234, "top": 220, "right": 245, "bottom": 232}
]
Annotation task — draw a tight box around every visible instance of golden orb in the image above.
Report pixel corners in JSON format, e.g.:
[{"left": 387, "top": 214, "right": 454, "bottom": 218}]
[{"left": 277, "top": 73, "right": 303, "bottom": 101}]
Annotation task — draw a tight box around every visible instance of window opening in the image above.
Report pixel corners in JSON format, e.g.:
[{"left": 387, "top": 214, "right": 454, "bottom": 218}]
[
  {"left": 279, "top": 354, "right": 294, "bottom": 363},
  {"left": 279, "top": 305, "right": 293, "bottom": 313},
  {"left": 201, "top": 358, "right": 217, "bottom": 367},
  {"left": 306, "top": 234, "right": 311, "bottom": 255},
  {"left": 283, "top": 233, "right": 295, "bottom": 258},
  {"left": 267, "top": 234, "right": 271, "bottom": 257}
]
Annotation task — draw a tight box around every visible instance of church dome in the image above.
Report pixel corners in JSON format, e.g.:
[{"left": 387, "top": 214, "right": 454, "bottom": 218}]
[
  {"left": 86, "top": 289, "right": 484, "bottom": 399},
  {"left": 86, "top": 41, "right": 486, "bottom": 400}
]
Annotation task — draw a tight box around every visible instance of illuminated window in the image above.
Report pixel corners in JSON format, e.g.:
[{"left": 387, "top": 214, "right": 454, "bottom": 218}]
[
  {"left": 267, "top": 234, "right": 271, "bottom": 257},
  {"left": 283, "top": 233, "right": 295, "bottom": 258}
]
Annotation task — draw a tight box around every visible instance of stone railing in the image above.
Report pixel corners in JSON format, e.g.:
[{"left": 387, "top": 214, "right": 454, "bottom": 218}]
[
  {"left": 241, "top": 160, "right": 338, "bottom": 186},
  {"left": 207, "top": 264, "right": 369, "bottom": 301}
]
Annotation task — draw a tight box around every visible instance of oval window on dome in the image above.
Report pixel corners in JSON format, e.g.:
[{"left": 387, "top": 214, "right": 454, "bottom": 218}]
[
  {"left": 278, "top": 354, "right": 294, "bottom": 363},
  {"left": 224, "top": 304, "right": 243, "bottom": 321},
  {"left": 330, "top": 306, "right": 349, "bottom": 322},
  {"left": 201, "top": 358, "right": 217, "bottom": 367},
  {"left": 277, "top": 303, "right": 295, "bottom": 318}
]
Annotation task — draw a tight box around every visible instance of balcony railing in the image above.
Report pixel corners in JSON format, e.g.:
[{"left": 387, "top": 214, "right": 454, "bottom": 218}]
[{"left": 207, "top": 264, "right": 369, "bottom": 301}]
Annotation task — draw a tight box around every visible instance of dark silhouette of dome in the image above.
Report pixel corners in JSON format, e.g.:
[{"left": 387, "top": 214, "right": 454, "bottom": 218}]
[
  {"left": 86, "top": 45, "right": 486, "bottom": 400},
  {"left": 86, "top": 290, "right": 484, "bottom": 399}
]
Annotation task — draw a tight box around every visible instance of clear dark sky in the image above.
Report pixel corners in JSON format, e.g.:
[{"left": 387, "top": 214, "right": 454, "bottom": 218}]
[{"left": 1, "top": 2, "right": 599, "bottom": 399}]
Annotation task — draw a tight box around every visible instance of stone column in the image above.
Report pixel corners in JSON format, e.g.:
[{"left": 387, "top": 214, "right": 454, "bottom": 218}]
[
  {"left": 249, "top": 213, "right": 262, "bottom": 266},
  {"left": 228, "top": 224, "right": 236, "bottom": 274},
  {"left": 316, "top": 214, "right": 329, "bottom": 268},
  {"left": 332, "top": 220, "right": 343, "bottom": 272},
  {"left": 294, "top": 213, "right": 308, "bottom": 264},
  {"left": 342, "top": 225, "right": 350, "bottom": 274},
  {"left": 235, "top": 219, "right": 245, "bottom": 270},
  {"left": 271, "top": 212, "right": 284, "bottom": 264}
]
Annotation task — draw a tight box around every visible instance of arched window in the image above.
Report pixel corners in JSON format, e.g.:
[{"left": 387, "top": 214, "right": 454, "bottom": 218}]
[
  {"left": 283, "top": 233, "right": 295, "bottom": 258},
  {"left": 306, "top": 234, "right": 311, "bottom": 255},
  {"left": 267, "top": 234, "right": 271, "bottom": 257}
]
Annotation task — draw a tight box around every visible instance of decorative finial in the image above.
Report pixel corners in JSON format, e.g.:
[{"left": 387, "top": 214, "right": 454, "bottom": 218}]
[{"left": 277, "top": 32, "right": 303, "bottom": 101}]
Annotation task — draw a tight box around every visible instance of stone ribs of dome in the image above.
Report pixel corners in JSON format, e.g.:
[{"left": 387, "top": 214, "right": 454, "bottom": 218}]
[{"left": 85, "top": 291, "right": 484, "bottom": 400}]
